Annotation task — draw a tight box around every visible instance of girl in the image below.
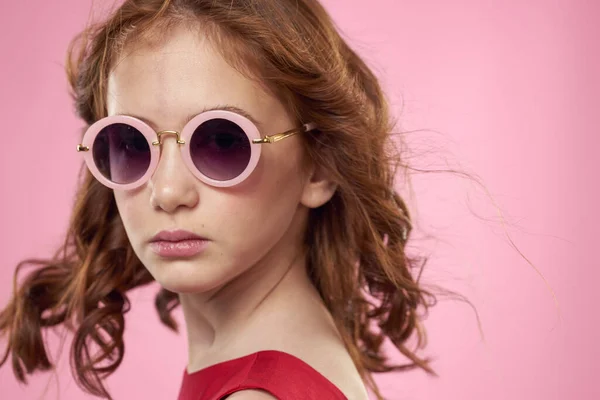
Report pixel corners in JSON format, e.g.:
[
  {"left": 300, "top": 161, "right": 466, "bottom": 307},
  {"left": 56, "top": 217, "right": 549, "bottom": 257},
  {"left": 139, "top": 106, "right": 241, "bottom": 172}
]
[{"left": 0, "top": 0, "right": 437, "bottom": 399}]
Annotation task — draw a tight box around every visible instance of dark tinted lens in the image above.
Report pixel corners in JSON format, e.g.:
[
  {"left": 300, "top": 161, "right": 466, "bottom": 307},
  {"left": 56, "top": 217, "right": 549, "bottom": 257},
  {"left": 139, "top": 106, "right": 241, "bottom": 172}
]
[
  {"left": 92, "top": 123, "right": 151, "bottom": 184},
  {"left": 189, "top": 118, "right": 251, "bottom": 181}
]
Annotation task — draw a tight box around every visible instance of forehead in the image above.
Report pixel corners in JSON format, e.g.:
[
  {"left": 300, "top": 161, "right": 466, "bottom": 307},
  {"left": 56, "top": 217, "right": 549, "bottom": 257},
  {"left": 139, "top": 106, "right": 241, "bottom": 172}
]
[{"left": 106, "top": 24, "right": 281, "bottom": 130}]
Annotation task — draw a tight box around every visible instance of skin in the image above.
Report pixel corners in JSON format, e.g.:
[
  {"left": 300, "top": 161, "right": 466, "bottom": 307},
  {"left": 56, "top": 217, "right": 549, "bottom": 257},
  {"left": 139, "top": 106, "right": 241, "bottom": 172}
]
[{"left": 106, "top": 23, "right": 368, "bottom": 399}]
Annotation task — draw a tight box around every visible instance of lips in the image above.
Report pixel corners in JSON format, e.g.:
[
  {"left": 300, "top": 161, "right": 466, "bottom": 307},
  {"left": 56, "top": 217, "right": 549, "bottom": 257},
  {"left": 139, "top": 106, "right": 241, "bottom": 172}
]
[
  {"left": 149, "top": 229, "right": 207, "bottom": 243},
  {"left": 149, "top": 230, "right": 209, "bottom": 258}
]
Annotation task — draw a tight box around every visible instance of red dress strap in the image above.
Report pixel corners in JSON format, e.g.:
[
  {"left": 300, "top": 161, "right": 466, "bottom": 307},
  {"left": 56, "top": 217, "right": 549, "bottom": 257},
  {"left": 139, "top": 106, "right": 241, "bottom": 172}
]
[{"left": 177, "top": 349, "right": 348, "bottom": 400}]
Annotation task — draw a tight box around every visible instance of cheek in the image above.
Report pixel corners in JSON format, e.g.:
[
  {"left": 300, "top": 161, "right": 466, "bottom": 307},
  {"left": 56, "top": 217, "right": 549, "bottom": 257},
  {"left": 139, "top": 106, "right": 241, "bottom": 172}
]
[
  {"left": 113, "top": 191, "right": 147, "bottom": 241},
  {"left": 219, "top": 159, "right": 305, "bottom": 251}
]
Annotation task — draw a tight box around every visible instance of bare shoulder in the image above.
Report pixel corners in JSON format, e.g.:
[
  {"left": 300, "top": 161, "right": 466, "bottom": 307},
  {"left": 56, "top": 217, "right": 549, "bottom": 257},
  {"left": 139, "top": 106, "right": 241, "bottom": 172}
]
[
  {"left": 224, "top": 390, "right": 278, "bottom": 399},
  {"left": 305, "top": 347, "right": 370, "bottom": 400}
]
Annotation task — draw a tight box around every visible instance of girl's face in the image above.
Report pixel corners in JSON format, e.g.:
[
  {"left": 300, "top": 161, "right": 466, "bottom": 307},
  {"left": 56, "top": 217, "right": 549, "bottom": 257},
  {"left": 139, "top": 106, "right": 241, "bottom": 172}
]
[{"left": 106, "top": 25, "right": 331, "bottom": 294}]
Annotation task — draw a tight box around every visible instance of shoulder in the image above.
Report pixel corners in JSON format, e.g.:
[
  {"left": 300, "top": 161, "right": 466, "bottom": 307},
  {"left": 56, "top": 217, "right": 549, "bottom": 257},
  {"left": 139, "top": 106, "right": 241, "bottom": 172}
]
[{"left": 225, "top": 390, "right": 278, "bottom": 399}]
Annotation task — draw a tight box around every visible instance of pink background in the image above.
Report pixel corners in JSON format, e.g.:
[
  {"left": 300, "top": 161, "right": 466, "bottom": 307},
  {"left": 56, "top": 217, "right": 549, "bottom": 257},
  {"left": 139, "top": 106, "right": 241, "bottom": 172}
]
[{"left": 0, "top": 0, "right": 597, "bottom": 399}]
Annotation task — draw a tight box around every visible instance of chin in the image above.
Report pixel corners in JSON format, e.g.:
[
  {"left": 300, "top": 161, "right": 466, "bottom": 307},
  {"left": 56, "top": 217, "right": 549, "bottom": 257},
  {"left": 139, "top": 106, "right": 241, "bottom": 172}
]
[
  {"left": 157, "top": 279, "right": 209, "bottom": 294},
  {"left": 143, "top": 257, "right": 228, "bottom": 294}
]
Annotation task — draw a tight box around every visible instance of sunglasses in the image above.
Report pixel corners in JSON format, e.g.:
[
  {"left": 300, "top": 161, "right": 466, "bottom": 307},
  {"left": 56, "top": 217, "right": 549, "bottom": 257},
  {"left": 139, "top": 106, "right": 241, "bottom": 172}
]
[{"left": 76, "top": 109, "right": 317, "bottom": 190}]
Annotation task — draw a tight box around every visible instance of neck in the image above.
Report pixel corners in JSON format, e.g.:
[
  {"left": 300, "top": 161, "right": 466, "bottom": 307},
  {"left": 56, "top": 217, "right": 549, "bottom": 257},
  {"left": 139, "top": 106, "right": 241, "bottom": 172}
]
[{"left": 179, "top": 239, "right": 318, "bottom": 371}]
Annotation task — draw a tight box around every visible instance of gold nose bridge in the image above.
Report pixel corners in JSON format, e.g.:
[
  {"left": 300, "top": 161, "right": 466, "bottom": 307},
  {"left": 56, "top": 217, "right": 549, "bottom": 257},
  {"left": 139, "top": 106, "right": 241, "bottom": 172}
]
[{"left": 152, "top": 130, "right": 186, "bottom": 146}]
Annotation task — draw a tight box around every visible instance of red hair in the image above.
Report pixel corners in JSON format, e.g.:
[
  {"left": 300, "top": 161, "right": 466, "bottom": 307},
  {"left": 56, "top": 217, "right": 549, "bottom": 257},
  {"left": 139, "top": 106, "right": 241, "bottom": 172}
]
[{"left": 0, "top": 1, "right": 495, "bottom": 398}]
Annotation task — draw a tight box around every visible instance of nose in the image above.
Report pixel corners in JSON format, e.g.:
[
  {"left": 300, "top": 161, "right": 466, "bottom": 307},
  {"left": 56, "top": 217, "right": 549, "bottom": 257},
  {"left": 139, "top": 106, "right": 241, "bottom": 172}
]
[{"left": 149, "top": 133, "right": 199, "bottom": 213}]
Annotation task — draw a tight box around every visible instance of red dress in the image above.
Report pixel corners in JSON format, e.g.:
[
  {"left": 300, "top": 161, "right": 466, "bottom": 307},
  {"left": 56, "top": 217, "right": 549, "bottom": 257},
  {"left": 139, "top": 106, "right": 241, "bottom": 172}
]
[{"left": 177, "top": 349, "right": 348, "bottom": 400}]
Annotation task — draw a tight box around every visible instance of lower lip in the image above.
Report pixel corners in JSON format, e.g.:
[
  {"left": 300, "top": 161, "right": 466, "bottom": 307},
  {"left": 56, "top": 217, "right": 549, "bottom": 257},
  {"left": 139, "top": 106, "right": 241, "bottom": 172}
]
[{"left": 149, "top": 239, "right": 209, "bottom": 257}]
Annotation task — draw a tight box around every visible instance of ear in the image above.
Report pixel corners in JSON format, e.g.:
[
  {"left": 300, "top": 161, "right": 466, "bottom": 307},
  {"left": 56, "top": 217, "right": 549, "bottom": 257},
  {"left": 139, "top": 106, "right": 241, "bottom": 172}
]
[{"left": 299, "top": 160, "right": 338, "bottom": 208}]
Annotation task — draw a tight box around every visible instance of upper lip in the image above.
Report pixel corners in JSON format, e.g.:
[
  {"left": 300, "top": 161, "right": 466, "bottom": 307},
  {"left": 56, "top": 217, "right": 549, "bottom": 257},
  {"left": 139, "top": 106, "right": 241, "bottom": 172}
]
[{"left": 150, "top": 229, "right": 207, "bottom": 242}]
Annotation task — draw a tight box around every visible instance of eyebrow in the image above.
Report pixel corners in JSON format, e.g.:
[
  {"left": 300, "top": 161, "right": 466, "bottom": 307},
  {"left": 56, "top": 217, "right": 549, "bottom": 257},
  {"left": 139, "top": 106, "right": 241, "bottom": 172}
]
[{"left": 115, "top": 104, "right": 263, "bottom": 131}]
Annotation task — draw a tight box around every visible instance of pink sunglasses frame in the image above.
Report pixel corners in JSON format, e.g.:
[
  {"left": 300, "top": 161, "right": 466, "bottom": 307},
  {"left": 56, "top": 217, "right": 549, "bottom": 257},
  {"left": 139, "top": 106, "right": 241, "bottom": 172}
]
[{"left": 76, "top": 109, "right": 317, "bottom": 190}]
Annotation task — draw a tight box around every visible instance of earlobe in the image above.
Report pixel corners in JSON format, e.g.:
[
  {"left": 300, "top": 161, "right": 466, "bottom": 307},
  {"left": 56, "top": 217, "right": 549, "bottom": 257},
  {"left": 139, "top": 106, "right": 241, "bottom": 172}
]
[
  {"left": 300, "top": 180, "right": 337, "bottom": 208},
  {"left": 299, "top": 163, "right": 338, "bottom": 209}
]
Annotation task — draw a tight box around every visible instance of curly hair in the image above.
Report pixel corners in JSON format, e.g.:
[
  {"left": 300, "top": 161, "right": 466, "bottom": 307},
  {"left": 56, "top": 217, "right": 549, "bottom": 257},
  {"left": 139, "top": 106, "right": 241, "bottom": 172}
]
[{"left": 0, "top": 0, "right": 459, "bottom": 398}]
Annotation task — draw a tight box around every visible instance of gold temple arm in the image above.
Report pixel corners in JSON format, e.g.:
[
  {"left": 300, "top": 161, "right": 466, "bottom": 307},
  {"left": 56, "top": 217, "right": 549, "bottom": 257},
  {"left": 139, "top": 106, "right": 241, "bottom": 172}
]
[{"left": 252, "top": 122, "right": 316, "bottom": 144}]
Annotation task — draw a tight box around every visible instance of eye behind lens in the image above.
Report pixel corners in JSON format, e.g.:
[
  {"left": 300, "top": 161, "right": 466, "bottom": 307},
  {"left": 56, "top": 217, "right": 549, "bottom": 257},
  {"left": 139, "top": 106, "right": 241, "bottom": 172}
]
[
  {"left": 189, "top": 118, "right": 252, "bottom": 181},
  {"left": 93, "top": 123, "right": 151, "bottom": 185}
]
